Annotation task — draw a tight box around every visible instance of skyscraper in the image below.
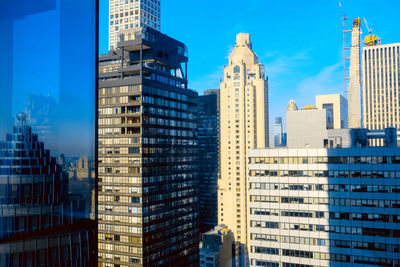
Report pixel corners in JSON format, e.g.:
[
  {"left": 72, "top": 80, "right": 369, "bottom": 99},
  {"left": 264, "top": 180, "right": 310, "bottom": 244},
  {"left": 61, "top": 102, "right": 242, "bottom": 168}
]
[
  {"left": 195, "top": 89, "right": 220, "bottom": 233},
  {"left": 362, "top": 39, "right": 400, "bottom": 146},
  {"left": 0, "top": 0, "right": 97, "bottom": 265},
  {"left": 200, "top": 225, "right": 234, "bottom": 267},
  {"left": 218, "top": 33, "right": 269, "bottom": 263},
  {"left": 348, "top": 18, "right": 362, "bottom": 129},
  {"left": 97, "top": 27, "right": 199, "bottom": 266},
  {"left": 109, "top": 0, "right": 161, "bottom": 50}
]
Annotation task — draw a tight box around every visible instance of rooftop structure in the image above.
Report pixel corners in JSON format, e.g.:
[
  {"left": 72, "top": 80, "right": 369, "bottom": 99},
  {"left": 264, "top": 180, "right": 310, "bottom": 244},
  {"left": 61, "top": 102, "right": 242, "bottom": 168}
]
[
  {"left": 200, "top": 225, "right": 234, "bottom": 267},
  {"left": 315, "top": 94, "right": 348, "bottom": 129},
  {"left": 196, "top": 90, "right": 220, "bottom": 234},
  {"left": 286, "top": 95, "right": 350, "bottom": 148},
  {"left": 248, "top": 145, "right": 400, "bottom": 267}
]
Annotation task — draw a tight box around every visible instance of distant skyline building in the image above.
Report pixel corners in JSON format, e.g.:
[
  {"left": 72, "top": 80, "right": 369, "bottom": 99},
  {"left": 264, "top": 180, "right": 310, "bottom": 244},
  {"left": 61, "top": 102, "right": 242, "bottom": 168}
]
[
  {"left": 98, "top": 27, "right": 199, "bottom": 266},
  {"left": 273, "top": 117, "right": 286, "bottom": 148},
  {"left": 200, "top": 225, "right": 234, "bottom": 267},
  {"left": 108, "top": 0, "right": 161, "bottom": 50},
  {"left": 196, "top": 89, "right": 220, "bottom": 233},
  {"left": 25, "top": 94, "right": 60, "bottom": 154},
  {"left": 248, "top": 128, "right": 400, "bottom": 267},
  {"left": 348, "top": 18, "right": 362, "bottom": 129},
  {"left": 315, "top": 94, "right": 348, "bottom": 129},
  {"left": 0, "top": 113, "right": 96, "bottom": 266},
  {"left": 363, "top": 40, "right": 400, "bottom": 146},
  {"left": 218, "top": 33, "right": 269, "bottom": 264}
]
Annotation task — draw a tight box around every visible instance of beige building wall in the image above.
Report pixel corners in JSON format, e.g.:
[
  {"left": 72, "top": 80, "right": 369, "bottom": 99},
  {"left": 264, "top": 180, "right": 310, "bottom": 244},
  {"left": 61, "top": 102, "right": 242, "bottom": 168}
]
[
  {"left": 363, "top": 42, "right": 400, "bottom": 145},
  {"left": 316, "top": 94, "right": 348, "bottom": 129},
  {"left": 287, "top": 108, "right": 328, "bottom": 149},
  {"left": 348, "top": 18, "right": 362, "bottom": 128},
  {"left": 218, "top": 33, "right": 269, "bottom": 260}
]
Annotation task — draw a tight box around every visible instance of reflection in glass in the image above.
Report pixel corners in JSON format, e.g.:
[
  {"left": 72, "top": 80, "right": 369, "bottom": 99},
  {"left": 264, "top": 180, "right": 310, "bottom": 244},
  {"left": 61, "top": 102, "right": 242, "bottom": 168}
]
[{"left": 0, "top": 0, "right": 97, "bottom": 265}]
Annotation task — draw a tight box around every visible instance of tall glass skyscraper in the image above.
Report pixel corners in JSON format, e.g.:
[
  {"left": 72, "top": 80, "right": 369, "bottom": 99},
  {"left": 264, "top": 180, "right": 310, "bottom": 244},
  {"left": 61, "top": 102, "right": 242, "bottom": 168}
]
[
  {"left": 195, "top": 89, "right": 220, "bottom": 233},
  {"left": 98, "top": 27, "right": 199, "bottom": 266},
  {"left": 363, "top": 40, "right": 400, "bottom": 146},
  {"left": 0, "top": 0, "right": 97, "bottom": 265}
]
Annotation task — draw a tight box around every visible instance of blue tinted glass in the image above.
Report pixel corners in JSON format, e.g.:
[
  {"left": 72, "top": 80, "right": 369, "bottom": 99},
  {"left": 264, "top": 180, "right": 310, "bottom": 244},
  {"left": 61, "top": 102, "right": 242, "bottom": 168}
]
[{"left": 0, "top": 0, "right": 97, "bottom": 265}]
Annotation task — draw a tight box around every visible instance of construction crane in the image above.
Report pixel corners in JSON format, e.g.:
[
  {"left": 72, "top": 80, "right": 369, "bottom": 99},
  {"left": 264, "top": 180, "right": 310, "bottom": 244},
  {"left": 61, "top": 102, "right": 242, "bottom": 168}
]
[
  {"left": 363, "top": 17, "right": 372, "bottom": 35},
  {"left": 363, "top": 17, "right": 379, "bottom": 46}
]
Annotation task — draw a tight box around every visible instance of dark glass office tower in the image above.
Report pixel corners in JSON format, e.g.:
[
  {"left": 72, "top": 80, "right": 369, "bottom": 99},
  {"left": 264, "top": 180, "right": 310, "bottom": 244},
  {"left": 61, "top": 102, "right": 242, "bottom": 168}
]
[
  {"left": 98, "top": 27, "right": 199, "bottom": 266},
  {"left": 195, "top": 90, "right": 219, "bottom": 233}
]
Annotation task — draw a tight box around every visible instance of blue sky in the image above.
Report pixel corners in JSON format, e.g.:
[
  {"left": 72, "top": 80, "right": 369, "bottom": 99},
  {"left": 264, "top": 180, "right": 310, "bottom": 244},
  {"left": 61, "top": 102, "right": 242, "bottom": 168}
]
[{"left": 100, "top": 0, "right": 400, "bottom": 132}]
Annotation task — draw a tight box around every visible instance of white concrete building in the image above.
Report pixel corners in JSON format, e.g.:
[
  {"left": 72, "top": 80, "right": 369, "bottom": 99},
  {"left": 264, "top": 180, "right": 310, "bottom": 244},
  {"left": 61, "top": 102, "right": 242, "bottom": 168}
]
[
  {"left": 286, "top": 105, "right": 327, "bottom": 149},
  {"left": 109, "top": 0, "right": 161, "bottom": 50},
  {"left": 286, "top": 95, "right": 348, "bottom": 149},
  {"left": 363, "top": 41, "right": 400, "bottom": 146},
  {"left": 247, "top": 129, "right": 400, "bottom": 267}
]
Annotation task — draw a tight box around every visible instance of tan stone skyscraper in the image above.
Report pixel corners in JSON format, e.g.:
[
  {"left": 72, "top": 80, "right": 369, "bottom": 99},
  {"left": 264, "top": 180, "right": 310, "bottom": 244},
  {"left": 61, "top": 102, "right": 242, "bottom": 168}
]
[
  {"left": 218, "top": 33, "right": 269, "bottom": 263},
  {"left": 109, "top": 0, "right": 161, "bottom": 50}
]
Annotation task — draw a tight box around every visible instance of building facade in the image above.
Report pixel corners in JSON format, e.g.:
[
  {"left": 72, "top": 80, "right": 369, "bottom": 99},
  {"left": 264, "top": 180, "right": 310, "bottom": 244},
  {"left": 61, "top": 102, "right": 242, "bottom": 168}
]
[
  {"left": 287, "top": 96, "right": 348, "bottom": 149},
  {"left": 200, "top": 225, "right": 234, "bottom": 267},
  {"left": 97, "top": 27, "right": 199, "bottom": 266},
  {"left": 286, "top": 104, "right": 327, "bottom": 149},
  {"left": 273, "top": 117, "right": 286, "bottom": 148},
  {"left": 109, "top": 0, "right": 161, "bottom": 50},
  {"left": 248, "top": 145, "right": 400, "bottom": 267},
  {"left": 0, "top": 114, "right": 96, "bottom": 266},
  {"left": 218, "top": 33, "right": 269, "bottom": 263},
  {"left": 363, "top": 41, "right": 400, "bottom": 145},
  {"left": 196, "top": 90, "right": 220, "bottom": 233}
]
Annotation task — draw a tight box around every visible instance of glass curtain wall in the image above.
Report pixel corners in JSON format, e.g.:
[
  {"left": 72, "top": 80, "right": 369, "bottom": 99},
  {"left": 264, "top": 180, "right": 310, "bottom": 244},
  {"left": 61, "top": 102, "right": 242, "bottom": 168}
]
[{"left": 0, "top": 0, "right": 98, "bottom": 266}]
